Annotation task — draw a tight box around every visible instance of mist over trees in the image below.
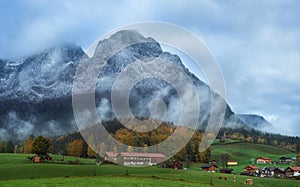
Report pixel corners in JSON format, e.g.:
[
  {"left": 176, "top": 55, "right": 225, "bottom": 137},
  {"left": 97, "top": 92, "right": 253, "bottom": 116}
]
[{"left": 0, "top": 119, "right": 298, "bottom": 164}]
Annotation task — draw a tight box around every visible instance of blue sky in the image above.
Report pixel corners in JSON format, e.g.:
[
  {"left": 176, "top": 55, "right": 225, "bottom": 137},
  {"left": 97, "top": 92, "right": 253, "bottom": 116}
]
[{"left": 0, "top": 0, "right": 300, "bottom": 135}]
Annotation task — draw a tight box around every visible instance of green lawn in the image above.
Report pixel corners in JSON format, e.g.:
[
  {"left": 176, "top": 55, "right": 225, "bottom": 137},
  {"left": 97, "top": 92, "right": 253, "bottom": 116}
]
[
  {"left": 1, "top": 170, "right": 300, "bottom": 187},
  {"left": 210, "top": 142, "right": 295, "bottom": 173},
  {"left": 0, "top": 150, "right": 299, "bottom": 187}
]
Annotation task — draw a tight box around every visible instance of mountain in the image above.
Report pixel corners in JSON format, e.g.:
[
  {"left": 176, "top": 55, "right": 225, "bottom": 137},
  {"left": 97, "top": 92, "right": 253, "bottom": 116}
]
[
  {"left": 0, "top": 30, "right": 260, "bottom": 141},
  {"left": 238, "top": 114, "right": 272, "bottom": 130}
]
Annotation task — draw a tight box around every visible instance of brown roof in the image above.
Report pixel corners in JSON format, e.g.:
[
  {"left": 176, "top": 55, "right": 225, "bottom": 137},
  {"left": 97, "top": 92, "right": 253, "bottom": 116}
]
[
  {"left": 201, "top": 164, "right": 218, "bottom": 168},
  {"left": 120, "top": 152, "right": 165, "bottom": 158},
  {"left": 104, "top": 152, "right": 119, "bottom": 158},
  {"left": 287, "top": 166, "right": 300, "bottom": 171},
  {"left": 244, "top": 165, "right": 259, "bottom": 170},
  {"left": 257, "top": 157, "right": 272, "bottom": 160}
]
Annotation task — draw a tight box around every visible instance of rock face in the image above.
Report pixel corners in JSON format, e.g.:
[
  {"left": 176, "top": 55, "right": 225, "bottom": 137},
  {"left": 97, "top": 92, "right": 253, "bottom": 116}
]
[{"left": 0, "top": 30, "right": 249, "bottom": 140}]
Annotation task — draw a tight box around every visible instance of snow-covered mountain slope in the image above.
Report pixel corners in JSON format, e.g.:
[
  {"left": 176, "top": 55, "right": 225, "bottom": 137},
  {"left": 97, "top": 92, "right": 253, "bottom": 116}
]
[{"left": 0, "top": 30, "right": 256, "bottom": 140}]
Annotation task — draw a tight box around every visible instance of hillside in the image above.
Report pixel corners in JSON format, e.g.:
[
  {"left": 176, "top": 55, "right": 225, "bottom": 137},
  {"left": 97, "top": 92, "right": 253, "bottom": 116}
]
[{"left": 211, "top": 142, "right": 295, "bottom": 165}]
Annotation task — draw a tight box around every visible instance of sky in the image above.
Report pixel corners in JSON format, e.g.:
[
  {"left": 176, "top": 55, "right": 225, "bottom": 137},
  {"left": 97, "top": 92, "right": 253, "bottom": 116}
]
[{"left": 0, "top": 0, "right": 299, "bottom": 135}]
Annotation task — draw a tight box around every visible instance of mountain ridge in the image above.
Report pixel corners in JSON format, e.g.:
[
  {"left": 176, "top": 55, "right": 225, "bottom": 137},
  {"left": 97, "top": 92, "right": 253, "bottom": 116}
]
[{"left": 0, "top": 30, "right": 271, "bottom": 140}]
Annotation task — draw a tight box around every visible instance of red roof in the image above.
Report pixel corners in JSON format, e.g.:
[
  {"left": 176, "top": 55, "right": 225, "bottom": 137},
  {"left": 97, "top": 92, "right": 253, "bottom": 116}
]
[
  {"left": 104, "top": 152, "right": 119, "bottom": 158},
  {"left": 120, "top": 152, "right": 165, "bottom": 158}
]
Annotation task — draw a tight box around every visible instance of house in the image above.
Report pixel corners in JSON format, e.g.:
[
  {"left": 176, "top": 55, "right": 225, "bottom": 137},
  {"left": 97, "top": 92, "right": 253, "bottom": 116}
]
[
  {"left": 261, "top": 167, "right": 276, "bottom": 177},
  {"left": 201, "top": 164, "right": 218, "bottom": 172},
  {"left": 227, "top": 160, "right": 238, "bottom": 166},
  {"left": 32, "top": 156, "right": 40, "bottom": 163},
  {"left": 172, "top": 160, "right": 183, "bottom": 170},
  {"left": 160, "top": 160, "right": 183, "bottom": 169},
  {"left": 285, "top": 166, "right": 300, "bottom": 178},
  {"left": 256, "top": 157, "right": 273, "bottom": 164},
  {"left": 119, "top": 152, "right": 165, "bottom": 166},
  {"left": 261, "top": 167, "right": 285, "bottom": 178},
  {"left": 278, "top": 157, "right": 293, "bottom": 164},
  {"left": 210, "top": 160, "right": 217, "bottom": 165},
  {"left": 273, "top": 167, "right": 285, "bottom": 178},
  {"left": 220, "top": 168, "right": 233, "bottom": 174},
  {"left": 244, "top": 165, "right": 259, "bottom": 174},
  {"left": 104, "top": 152, "right": 119, "bottom": 161}
]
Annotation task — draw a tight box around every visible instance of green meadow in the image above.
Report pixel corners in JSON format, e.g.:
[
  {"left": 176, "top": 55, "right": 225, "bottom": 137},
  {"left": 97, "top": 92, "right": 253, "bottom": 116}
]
[{"left": 0, "top": 152, "right": 300, "bottom": 187}]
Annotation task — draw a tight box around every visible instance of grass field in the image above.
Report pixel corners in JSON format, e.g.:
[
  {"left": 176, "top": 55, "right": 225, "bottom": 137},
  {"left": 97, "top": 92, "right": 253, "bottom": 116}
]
[
  {"left": 211, "top": 143, "right": 295, "bottom": 162},
  {"left": 210, "top": 142, "right": 296, "bottom": 173},
  {"left": 0, "top": 153, "right": 300, "bottom": 186}
]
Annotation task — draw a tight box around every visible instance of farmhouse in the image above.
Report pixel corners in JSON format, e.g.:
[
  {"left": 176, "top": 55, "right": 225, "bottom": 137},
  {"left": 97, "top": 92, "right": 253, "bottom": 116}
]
[
  {"left": 160, "top": 160, "right": 183, "bottom": 169},
  {"left": 200, "top": 164, "right": 218, "bottom": 172},
  {"left": 273, "top": 167, "right": 285, "bottom": 178},
  {"left": 227, "top": 160, "right": 238, "bottom": 166},
  {"left": 256, "top": 157, "right": 273, "bottom": 164},
  {"left": 119, "top": 152, "right": 165, "bottom": 166},
  {"left": 220, "top": 168, "right": 233, "bottom": 174},
  {"left": 278, "top": 157, "right": 293, "bottom": 164},
  {"left": 104, "top": 152, "right": 119, "bottom": 161},
  {"left": 285, "top": 166, "right": 300, "bottom": 178},
  {"left": 261, "top": 167, "right": 277, "bottom": 177},
  {"left": 244, "top": 165, "right": 259, "bottom": 174}
]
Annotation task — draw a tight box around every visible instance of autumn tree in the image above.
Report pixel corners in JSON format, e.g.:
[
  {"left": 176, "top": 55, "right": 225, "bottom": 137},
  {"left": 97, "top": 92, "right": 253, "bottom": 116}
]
[
  {"left": 67, "top": 139, "right": 84, "bottom": 158},
  {"left": 32, "top": 136, "right": 52, "bottom": 157},
  {"left": 245, "top": 136, "right": 253, "bottom": 143},
  {"left": 87, "top": 146, "right": 97, "bottom": 158},
  {"left": 24, "top": 135, "right": 35, "bottom": 154}
]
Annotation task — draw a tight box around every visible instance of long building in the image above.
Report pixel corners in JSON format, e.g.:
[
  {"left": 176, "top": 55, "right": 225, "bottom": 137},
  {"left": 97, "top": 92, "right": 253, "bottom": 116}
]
[{"left": 104, "top": 152, "right": 165, "bottom": 166}]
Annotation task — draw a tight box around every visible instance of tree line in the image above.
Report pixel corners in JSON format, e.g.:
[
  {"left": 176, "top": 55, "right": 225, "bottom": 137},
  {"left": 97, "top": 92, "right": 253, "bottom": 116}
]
[
  {"left": 1, "top": 119, "right": 299, "bottom": 162},
  {"left": 0, "top": 119, "right": 211, "bottom": 162},
  {"left": 217, "top": 127, "right": 300, "bottom": 152}
]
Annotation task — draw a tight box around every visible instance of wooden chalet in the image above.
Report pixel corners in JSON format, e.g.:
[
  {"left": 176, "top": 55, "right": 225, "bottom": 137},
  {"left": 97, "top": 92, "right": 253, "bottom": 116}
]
[
  {"left": 256, "top": 157, "right": 273, "bottom": 164},
  {"left": 201, "top": 164, "right": 218, "bottom": 172},
  {"left": 285, "top": 166, "right": 300, "bottom": 178},
  {"left": 273, "top": 167, "right": 285, "bottom": 178},
  {"left": 261, "top": 167, "right": 276, "bottom": 177},
  {"left": 278, "top": 157, "right": 293, "bottom": 164},
  {"left": 244, "top": 165, "right": 259, "bottom": 174}
]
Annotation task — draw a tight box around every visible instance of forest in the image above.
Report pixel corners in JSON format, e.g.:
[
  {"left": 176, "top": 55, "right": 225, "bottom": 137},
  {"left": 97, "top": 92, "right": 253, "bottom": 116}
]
[{"left": 0, "top": 118, "right": 299, "bottom": 163}]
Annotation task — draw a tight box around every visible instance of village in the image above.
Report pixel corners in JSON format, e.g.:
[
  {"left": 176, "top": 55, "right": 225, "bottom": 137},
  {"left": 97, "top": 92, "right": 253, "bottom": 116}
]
[
  {"left": 103, "top": 151, "right": 300, "bottom": 180},
  {"left": 202, "top": 156, "right": 300, "bottom": 179}
]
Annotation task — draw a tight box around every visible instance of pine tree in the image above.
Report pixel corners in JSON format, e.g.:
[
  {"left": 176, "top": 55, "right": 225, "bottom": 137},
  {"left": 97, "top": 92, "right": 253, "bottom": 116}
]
[
  {"left": 32, "top": 135, "right": 52, "bottom": 157},
  {"left": 5, "top": 141, "right": 14, "bottom": 153}
]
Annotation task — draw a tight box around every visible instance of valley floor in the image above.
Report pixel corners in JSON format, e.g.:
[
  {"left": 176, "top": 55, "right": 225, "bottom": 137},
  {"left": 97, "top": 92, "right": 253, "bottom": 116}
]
[{"left": 0, "top": 153, "right": 300, "bottom": 187}]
